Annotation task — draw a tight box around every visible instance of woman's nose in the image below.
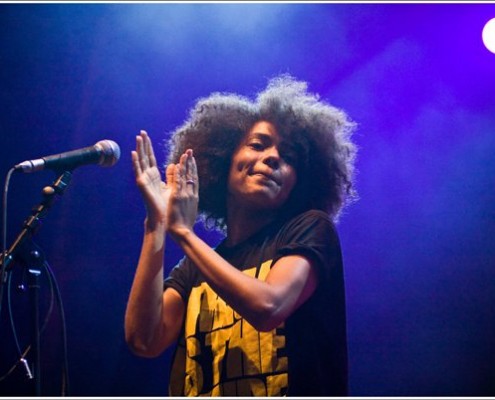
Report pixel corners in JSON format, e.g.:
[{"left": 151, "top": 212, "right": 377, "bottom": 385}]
[{"left": 263, "top": 147, "right": 281, "bottom": 169}]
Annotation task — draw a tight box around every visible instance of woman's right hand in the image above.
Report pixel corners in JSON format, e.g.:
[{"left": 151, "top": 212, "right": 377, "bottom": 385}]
[{"left": 131, "top": 130, "right": 170, "bottom": 230}]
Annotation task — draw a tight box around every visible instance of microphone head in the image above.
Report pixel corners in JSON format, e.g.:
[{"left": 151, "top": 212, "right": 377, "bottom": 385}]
[{"left": 95, "top": 140, "right": 121, "bottom": 167}]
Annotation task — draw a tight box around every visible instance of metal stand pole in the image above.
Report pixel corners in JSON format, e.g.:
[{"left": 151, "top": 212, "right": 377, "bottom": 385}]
[
  {"left": 0, "top": 170, "right": 72, "bottom": 396},
  {"left": 28, "top": 266, "right": 41, "bottom": 396}
]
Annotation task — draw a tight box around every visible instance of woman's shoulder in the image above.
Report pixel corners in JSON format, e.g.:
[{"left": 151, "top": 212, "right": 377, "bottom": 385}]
[
  {"left": 284, "top": 209, "right": 334, "bottom": 229},
  {"left": 275, "top": 209, "right": 338, "bottom": 243}
]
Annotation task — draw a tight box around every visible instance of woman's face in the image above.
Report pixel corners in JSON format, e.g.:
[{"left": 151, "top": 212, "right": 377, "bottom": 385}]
[{"left": 228, "top": 120, "right": 297, "bottom": 212}]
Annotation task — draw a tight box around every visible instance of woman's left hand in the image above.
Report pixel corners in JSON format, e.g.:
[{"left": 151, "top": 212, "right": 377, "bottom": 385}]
[{"left": 165, "top": 149, "right": 200, "bottom": 240}]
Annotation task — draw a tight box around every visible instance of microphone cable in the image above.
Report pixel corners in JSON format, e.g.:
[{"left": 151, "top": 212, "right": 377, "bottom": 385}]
[
  {"left": 1, "top": 167, "right": 15, "bottom": 318},
  {"left": 43, "top": 259, "right": 71, "bottom": 396}
]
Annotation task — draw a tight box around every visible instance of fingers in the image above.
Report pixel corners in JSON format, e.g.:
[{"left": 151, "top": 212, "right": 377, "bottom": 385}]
[
  {"left": 166, "top": 163, "right": 175, "bottom": 188},
  {"left": 185, "top": 149, "right": 199, "bottom": 195},
  {"left": 143, "top": 131, "right": 158, "bottom": 168},
  {"left": 134, "top": 130, "right": 157, "bottom": 172},
  {"left": 134, "top": 132, "right": 197, "bottom": 197},
  {"left": 135, "top": 132, "right": 146, "bottom": 170},
  {"left": 166, "top": 149, "right": 198, "bottom": 195},
  {"left": 131, "top": 150, "right": 142, "bottom": 177}
]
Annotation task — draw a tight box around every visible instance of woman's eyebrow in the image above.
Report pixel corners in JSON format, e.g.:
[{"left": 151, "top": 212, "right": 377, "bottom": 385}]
[{"left": 248, "top": 132, "right": 273, "bottom": 141}]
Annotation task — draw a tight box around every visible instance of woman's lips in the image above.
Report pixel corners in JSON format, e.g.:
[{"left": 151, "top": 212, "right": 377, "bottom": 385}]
[{"left": 250, "top": 170, "right": 280, "bottom": 185}]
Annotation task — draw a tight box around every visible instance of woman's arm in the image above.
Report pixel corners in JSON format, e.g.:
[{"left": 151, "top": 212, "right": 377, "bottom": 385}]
[
  {"left": 173, "top": 229, "right": 317, "bottom": 332},
  {"left": 124, "top": 131, "right": 186, "bottom": 357}
]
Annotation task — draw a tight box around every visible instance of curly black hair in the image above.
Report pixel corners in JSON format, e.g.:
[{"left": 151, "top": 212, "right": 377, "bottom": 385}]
[{"left": 166, "top": 74, "right": 357, "bottom": 230}]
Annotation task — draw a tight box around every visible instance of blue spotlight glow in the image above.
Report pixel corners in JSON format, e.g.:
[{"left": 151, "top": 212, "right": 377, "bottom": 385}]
[{"left": 482, "top": 17, "right": 495, "bottom": 54}]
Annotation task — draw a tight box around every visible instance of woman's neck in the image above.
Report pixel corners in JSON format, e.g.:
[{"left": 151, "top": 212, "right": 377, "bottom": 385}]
[{"left": 225, "top": 205, "right": 277, "bottom": 247}]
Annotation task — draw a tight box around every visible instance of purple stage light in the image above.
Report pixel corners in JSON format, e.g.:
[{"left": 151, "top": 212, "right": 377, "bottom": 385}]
[{"left": 482, "top": 17, "right": 495, "bottom": 54}]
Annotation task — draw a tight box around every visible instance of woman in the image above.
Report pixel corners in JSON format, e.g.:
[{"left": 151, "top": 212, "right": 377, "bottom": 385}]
[{"left": 125, "top": 75, "right": 357, "bottom": 396}]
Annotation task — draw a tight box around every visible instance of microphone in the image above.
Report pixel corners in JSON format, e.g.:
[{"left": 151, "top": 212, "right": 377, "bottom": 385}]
[{"left": 14, "top": 140, "right": 121, "bottom": 173}]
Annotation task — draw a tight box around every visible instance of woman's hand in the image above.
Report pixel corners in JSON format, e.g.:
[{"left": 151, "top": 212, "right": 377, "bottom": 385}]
[
  {"left": 166, "top": 148, "right": 199, "bottom": 240},
  {"left": 132, "top": 130, "right": 170, "bottom": 230}
]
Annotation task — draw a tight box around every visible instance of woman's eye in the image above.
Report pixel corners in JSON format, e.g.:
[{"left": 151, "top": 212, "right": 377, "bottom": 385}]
[
  {"left": 248, "top": 142, "right": 264, "bottom": 150},
  {"left": 280, "top": 145, "right": 299, "bottom": 166}
]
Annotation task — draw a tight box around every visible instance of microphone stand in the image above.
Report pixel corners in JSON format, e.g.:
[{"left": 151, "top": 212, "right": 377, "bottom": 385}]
[{"left": 1, "top": 170, "right": 72, "bottom": 396}]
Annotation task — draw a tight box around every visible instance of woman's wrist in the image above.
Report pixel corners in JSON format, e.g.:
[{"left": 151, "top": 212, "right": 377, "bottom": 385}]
[
  {"left": 168, "top": 225, "right": 194, "bottom": 244},
  {"left": 144, "top": 216, "right": 167, "bottom": 234}
]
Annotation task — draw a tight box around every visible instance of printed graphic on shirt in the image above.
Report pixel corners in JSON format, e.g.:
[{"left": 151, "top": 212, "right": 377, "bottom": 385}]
[{"left": 169, "top": 260, "right": 288, "bottom": 396}]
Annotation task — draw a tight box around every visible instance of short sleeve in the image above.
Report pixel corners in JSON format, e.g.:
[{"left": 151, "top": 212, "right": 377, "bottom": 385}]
[
  {"left": 163, "top": 257, "right": 196, "bottom": 303},
  {"left": 273, "top": 210, "right": 342, "bottom": 282}
]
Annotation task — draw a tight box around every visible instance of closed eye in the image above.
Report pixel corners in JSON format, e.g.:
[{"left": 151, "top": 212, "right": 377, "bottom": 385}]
[
  {"left": 248, "top": 141, "right": 265, "bottom": 151},
  {"left": 246, "top": 132, "right": 273, "bottom": 150},
  {"left": 279, "top": 142, "right": 299, "bottom": 166}
]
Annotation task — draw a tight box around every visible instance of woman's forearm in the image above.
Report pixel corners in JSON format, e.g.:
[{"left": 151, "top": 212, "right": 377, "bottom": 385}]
[
  {"left": 171, "top": 227, "right": 314, "bottom": 332},
  {"left": 125, "top": 222, "right": 169, "bottom": 356}
]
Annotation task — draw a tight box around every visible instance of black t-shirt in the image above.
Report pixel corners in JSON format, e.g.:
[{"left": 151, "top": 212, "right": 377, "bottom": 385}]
[{"left": 164, "top": 209, "right": 348, "bottom": 396}]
